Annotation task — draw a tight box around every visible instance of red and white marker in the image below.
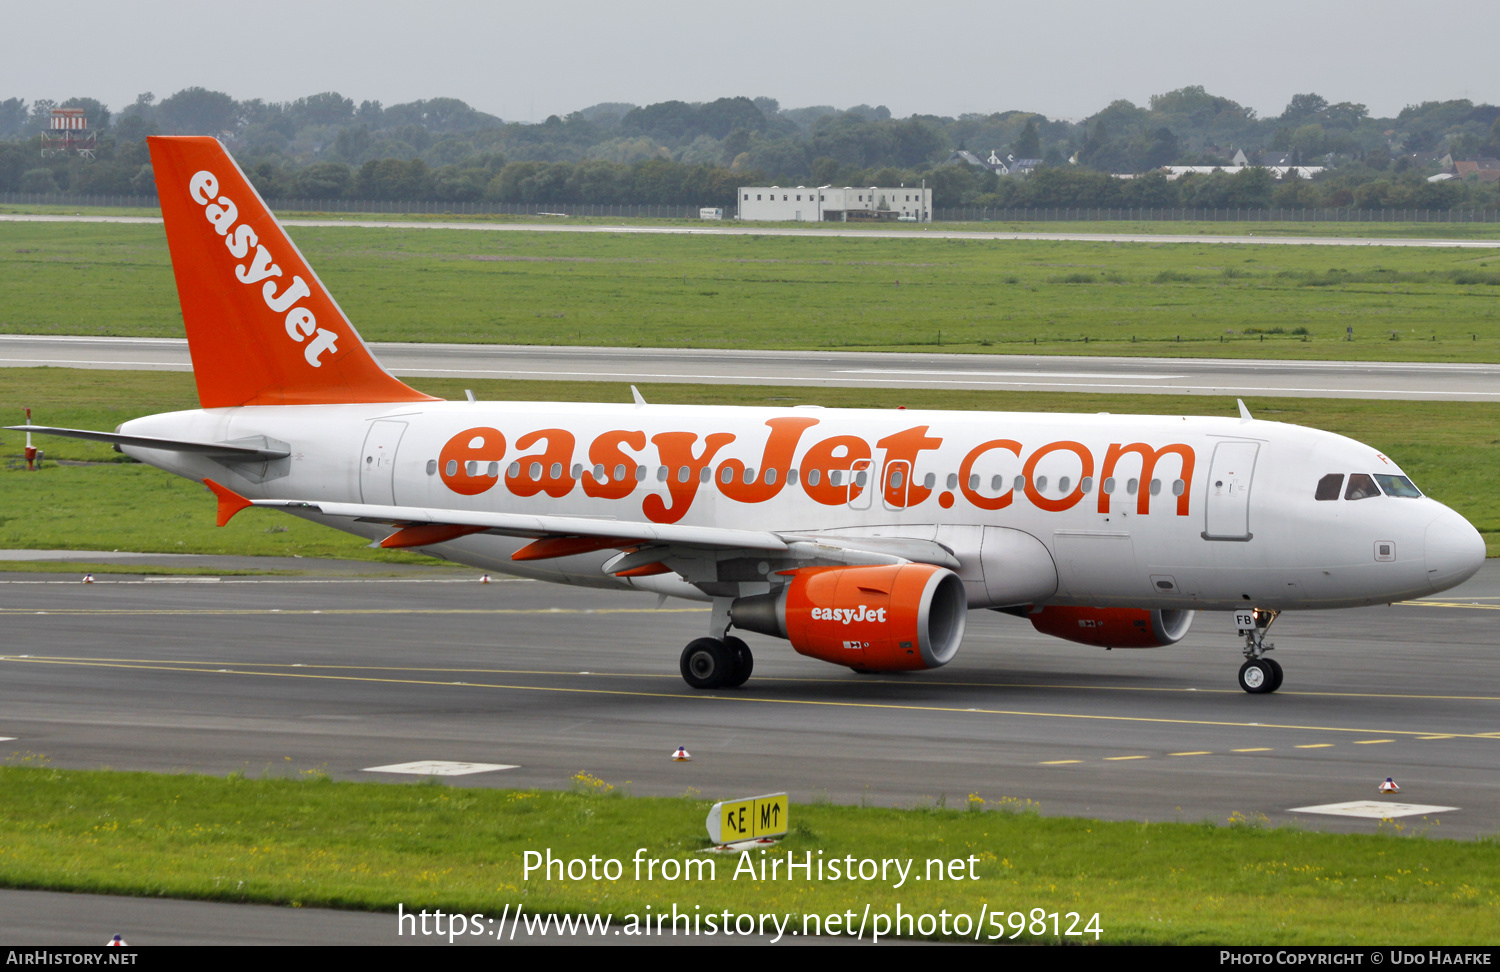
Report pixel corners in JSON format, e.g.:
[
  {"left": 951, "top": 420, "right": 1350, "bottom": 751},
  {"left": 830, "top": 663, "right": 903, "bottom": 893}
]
[
  {"left": 479, "top": 574, "right": 492, "bottom": 584},
  {"left": 671, "top": 746, "right": 691, "bottom": 762},
  {"left": 1378, "top": 777, "right": 1400, "bottom": 794},
  {"left": 82, "top": 574, "right": 95, "bottom": 584}
]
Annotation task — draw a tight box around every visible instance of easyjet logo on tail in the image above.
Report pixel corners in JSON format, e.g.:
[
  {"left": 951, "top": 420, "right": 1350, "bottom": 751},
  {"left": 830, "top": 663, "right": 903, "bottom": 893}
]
[{"left": 187, "top": 170, "right": 339, "bottom": 368}]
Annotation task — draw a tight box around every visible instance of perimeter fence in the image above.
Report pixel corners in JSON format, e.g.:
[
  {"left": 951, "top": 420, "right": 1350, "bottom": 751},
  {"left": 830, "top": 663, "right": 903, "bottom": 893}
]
[{"left": 932, "top": 206, "right": 1500, "bottom": 223}]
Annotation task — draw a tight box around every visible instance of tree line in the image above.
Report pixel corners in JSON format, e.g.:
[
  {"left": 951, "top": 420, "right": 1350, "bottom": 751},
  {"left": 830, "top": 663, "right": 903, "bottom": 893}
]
[{"left": 2, "top": 87, "right": 1498, "bottom": 210}]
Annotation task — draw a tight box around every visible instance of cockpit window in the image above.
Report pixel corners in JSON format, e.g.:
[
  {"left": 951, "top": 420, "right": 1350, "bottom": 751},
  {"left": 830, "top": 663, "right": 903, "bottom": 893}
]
[
  {"left": 1374, "top": 474, "right": 1422, "bottom": 498},
  {"left": 1315, "top": 474, "right": 1344, "bottom": 501},
  {"left": 1345, "top": 473, "right": 1382, "bottom": 501}
]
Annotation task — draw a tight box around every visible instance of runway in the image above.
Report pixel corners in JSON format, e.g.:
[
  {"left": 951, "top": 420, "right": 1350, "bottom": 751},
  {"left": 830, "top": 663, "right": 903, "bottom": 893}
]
[
  {"left": 5, "top": 212, "right": 1499, "bottom": 250},
  {"left": 3, "top": 561, "right": 1496, "bottom": 840},
  {"left": 4, "top": 334, "right": 1499, "bottom": 401}
]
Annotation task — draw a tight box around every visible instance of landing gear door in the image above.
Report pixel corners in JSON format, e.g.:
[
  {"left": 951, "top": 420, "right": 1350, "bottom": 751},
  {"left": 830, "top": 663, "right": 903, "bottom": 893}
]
[
  {"left": 1203, "top": 441, "right": 1259, "bottom": 541},
  {"left": 359, "top": 420, "right": 407, "bottom": 506}
]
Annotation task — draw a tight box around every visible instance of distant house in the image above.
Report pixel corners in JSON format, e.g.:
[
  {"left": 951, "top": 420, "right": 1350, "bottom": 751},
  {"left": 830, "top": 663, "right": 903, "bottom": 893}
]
[
  {"left": 944, "top": 150, "right": 1034, "bottom": 176},
  {"left": 946, "top": 149, "right": 991, "bottom": 170},
  {"left": 1403, "top": 151, "right": 1454, "bottom": 170},
  {"left": 1454, "top": 159, "right": 1500, "bottom": 183}
]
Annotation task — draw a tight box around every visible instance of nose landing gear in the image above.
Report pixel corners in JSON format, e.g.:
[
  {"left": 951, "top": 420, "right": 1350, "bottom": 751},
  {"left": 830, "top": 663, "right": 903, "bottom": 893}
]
[{"left": 1235, "top": 608, "right": 1282, "bottom": 694}]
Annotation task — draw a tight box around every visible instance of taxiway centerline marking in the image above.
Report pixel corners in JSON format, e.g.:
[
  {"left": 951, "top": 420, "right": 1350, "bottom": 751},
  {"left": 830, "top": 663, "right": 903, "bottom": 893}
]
[
  {"left": 6, "top": 654, "right": 1500, "bottom": 702},
  {"left": 1398, "top": 600, "right": 1500, "bottom": 611},
  {"left": 2, "top": 655, "right": 1495, "bottom": 739}
]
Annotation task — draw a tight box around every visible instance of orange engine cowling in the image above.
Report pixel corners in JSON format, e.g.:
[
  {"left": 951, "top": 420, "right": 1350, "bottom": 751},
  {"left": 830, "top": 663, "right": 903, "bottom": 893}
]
[
  {"left": 729, "top": 563, "right": 967, "bottom": 671},
  {"left": 1028, "top": 606, "right": 1194, "bottom": 648}
]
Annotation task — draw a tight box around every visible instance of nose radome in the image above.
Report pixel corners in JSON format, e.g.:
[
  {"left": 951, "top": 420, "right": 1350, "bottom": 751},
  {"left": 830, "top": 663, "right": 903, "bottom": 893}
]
[{"left": 1425, "top": 510, "right": 1486, "bottom": 594}]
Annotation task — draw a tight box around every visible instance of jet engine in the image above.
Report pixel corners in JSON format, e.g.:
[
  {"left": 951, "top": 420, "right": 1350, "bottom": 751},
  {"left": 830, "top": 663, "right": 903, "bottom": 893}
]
[
  {"left": 730, "top": 563, "right": 967, "bottom": 672},
  {"left": 1028, "top": 606, "right": 1195, "bottom": 648}
]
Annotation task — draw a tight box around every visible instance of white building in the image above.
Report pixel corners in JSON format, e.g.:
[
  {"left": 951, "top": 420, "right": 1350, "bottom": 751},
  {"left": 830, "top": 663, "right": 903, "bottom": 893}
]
[{"left": 738, "top": 186, "right": 932, "bottom": 222}]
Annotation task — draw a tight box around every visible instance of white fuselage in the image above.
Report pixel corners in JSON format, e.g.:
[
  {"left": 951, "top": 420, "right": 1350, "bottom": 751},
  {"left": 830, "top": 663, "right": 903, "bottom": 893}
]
[{"left": 118, "top": 400, "right": 1485, "bottom": 612}]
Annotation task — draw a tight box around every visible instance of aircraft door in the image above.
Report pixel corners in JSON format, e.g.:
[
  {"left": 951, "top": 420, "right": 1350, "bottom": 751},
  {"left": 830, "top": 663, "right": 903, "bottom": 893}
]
[
  {"left": 359, "top": 420, "right": 407, "bottom": 506},
  {"left": 881, "top": 460, "right": 910, "bottom": 511},
  {"left": 1203, "top": 441, "right": 1259, "bottom": 541}
]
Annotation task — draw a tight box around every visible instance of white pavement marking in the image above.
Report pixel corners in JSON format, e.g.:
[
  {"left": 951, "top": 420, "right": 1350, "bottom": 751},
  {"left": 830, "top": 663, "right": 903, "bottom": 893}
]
[
  {"left": 4, "top": 213, "right": 1499, "bottom": 249},
  {"left": 1288, "top": 801, "right": 1458, "bottom": 818},
  {"left": 836, "top": 369, "right": 1191, "bottom": 380},
  {"left": 362, "top": 760, "right": 519, "bottom": 776}
]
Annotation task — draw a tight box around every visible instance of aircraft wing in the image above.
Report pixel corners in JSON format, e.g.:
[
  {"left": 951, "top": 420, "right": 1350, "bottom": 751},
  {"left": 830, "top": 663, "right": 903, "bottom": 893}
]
[
  {"left": 206, "top": 480, "right": 956, "bottom": 577},
  {"left": 265, "top": 497, "right": 792, "bottom": 551}
]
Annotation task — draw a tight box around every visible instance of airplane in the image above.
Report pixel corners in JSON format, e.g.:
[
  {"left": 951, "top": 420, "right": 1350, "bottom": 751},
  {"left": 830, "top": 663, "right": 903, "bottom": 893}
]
[{"left": 10, "top": 136, "right": 1486, "bottom": 695}]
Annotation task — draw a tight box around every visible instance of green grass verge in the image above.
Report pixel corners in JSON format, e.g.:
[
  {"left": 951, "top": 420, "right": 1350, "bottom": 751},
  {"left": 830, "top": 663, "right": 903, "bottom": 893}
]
[
  {"left": 0, "top": 766, "right": 1494, "bottom": 944},
  {"left": 3, "top": 220, "right": 1499, "bottom": 360},
  {"left": 2, "top": 369, "right": 1496, "bottom": 558}
]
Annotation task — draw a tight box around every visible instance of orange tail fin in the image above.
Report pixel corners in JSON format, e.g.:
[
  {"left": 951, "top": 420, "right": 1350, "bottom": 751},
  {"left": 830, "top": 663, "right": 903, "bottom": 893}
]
[{"left": 148, "top": 136, "right": 437, "bottom": 408}]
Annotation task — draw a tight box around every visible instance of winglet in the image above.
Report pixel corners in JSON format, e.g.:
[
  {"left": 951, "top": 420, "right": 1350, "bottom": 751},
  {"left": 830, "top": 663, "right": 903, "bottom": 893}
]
[
  {"left": 204, "top": 478, "right": 253, "bottom": 526},
  {"left": 1237, "top": 399, "right": 1253, "bottom": 423}
]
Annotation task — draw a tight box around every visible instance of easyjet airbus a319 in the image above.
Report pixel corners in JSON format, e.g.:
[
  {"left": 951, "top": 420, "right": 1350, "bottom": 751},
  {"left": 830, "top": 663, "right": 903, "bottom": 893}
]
[{"left": 13, "top": 138, "right": 1486, "bottom": 694}]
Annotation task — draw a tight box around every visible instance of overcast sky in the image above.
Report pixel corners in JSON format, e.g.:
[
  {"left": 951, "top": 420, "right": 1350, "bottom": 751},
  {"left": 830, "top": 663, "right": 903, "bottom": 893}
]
[{"left": 5, "top": 1, "right": 1496, "bottom": 123}]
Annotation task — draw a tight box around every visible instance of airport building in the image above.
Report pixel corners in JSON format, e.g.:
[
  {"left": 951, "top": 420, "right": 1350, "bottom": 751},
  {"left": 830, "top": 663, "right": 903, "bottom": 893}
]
[{"left": 737, "top": 186, "right": 932, "bottom": 222}]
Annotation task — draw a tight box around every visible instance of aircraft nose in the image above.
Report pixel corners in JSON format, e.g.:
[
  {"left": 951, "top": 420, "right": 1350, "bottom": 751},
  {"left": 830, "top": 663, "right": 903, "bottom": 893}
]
[{"left": 1425, "top": 509, "right": 1486, "bottom": 593}]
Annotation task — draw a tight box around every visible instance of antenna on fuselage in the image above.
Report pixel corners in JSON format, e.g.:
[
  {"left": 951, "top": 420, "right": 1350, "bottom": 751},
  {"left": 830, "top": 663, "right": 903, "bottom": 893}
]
[
  {"left": 1237, "top": 399, "right": 1253, "bottom": 423},
  {"left": 631, "top": 385, "right": 648, "bottom": 408}
]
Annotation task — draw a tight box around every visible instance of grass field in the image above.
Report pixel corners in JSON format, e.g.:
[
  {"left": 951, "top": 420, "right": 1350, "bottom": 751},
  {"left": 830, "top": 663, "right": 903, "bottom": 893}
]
[
  {"left": 0, "top": 766, "right": 1495, "bottom": 945},
  {"left": 1, "top": 369, "right": 1496, "bottom": 558},
  {"left": 2, "top": 220, "right": 1499, "bottom": 360}
]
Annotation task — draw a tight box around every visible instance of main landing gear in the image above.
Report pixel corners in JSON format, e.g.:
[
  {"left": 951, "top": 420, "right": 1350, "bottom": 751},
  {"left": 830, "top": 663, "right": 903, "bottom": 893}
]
[
  {"left": 1236, "top": 607, "right": 1283, "bottom": 694},
  {"left": 680, "top": 635, "right": 753, "bottom": 690}
]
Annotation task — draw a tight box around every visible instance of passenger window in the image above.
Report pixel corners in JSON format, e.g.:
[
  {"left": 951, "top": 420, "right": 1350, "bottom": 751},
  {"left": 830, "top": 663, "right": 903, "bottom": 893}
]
[
  {"left": 1374, "top": 474, "right": 1422, "bottom": 498},
  {"left": 1345, "top": 473, "right": 1381, "bottom": 500},
  {"left": 1315, "top": 473, "right": 1344, "bottom": 501}
]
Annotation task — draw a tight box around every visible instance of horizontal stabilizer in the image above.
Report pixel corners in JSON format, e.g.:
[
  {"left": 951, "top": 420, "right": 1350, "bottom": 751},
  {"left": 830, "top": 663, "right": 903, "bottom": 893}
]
[{"left": 6, "top": 425, "right": 290, "bottom": 460}]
